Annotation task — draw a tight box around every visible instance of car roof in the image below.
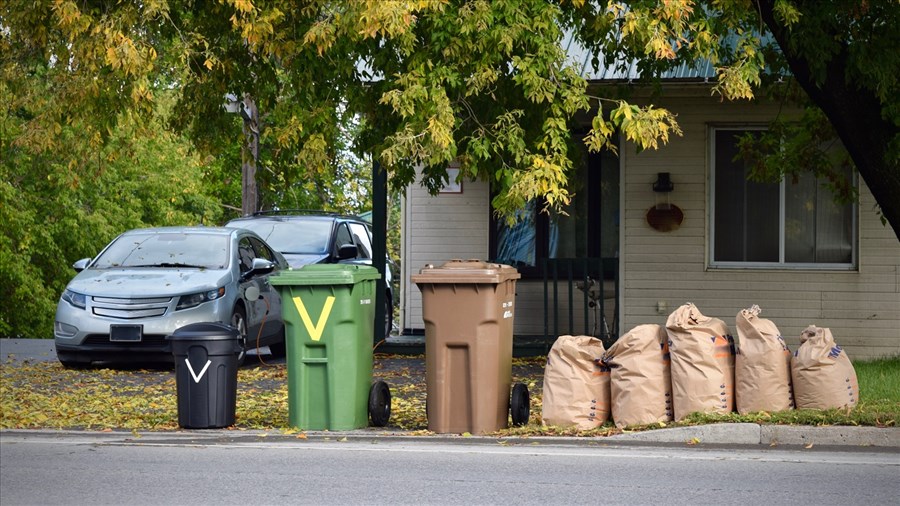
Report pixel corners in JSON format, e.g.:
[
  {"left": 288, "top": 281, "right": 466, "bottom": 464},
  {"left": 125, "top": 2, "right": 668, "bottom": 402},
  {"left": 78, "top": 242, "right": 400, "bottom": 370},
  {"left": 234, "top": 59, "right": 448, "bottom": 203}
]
[
  {"left": 120, "top": 226, "right": 243, "bottom": 237},
  {"left": 227, "top": 212, "right": 369, "bottom": 224}
]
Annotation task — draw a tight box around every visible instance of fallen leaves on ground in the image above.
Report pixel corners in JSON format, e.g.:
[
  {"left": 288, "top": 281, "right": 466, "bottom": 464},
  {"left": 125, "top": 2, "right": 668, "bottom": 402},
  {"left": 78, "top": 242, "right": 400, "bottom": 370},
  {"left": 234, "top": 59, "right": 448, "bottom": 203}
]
[
  {"left": 4, "top": 354, "right": 894, "bottom": 435},
  {"left": 0, "top": 355, "right": 548, "bottom": 434}
]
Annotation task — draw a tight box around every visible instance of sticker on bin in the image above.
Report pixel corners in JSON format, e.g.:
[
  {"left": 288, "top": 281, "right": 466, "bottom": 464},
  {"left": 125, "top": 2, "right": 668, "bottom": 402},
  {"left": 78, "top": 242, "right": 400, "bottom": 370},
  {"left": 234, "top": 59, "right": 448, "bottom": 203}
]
[
  {"left": 360, "top": 298, "right": 372, "bottom": 305},
  {"left": 292, "top": 295, "right": 335, "bottom": 341},
  {"left": 503, "top": 300, "right": 514, "bottom": 319}
]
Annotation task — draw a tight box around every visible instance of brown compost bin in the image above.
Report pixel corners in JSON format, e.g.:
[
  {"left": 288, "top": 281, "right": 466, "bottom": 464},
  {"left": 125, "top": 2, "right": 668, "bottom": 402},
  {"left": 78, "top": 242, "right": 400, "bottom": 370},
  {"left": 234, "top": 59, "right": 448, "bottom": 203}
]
[{"left": 412, "top": 259, "right": 525, "bottom": 434}]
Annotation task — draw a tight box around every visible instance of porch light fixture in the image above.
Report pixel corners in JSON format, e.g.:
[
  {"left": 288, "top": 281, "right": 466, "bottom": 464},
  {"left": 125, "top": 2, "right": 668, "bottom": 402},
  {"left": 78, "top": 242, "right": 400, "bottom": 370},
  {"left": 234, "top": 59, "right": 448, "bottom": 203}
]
[
  {"left": 647, "top": 172, "right": 683, "bottom": 232},
  {"left": 652, "top": 172, "right": 674, "bottom": 193}
]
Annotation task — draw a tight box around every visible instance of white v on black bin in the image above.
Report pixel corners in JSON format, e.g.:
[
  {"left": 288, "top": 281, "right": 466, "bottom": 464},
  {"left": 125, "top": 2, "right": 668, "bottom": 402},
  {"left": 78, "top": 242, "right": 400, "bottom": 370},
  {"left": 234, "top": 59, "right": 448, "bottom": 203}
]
[{"left": 167, "top": 322, "right": 242, "bottom": 429}]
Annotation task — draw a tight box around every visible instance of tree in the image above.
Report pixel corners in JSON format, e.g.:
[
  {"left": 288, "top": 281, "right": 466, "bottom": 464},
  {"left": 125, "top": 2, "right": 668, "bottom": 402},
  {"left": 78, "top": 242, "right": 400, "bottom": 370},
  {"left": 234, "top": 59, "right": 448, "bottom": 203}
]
[
  {"left": 2, "top": 0, "right": 897, "bottom": 240},
  {"left": 754, "top": 0, "right": 899, "bottom": 234},
  {"left": 0, "top": 89, "right": 223, "bottom": 336}
]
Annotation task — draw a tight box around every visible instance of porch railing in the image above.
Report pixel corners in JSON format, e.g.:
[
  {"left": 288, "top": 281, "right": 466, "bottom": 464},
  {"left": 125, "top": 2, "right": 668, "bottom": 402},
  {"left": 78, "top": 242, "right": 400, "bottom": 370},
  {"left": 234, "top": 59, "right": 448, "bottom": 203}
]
[{"left": 542, "top": 257, "right": 619, "bottom": 347}]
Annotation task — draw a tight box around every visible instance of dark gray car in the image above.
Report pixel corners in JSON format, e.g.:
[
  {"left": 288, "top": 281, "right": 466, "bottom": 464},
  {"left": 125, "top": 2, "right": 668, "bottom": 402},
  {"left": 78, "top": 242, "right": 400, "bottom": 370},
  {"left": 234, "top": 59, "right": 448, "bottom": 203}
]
[{"left": 226, "top": 211, "right": 396, "bottom": 339}]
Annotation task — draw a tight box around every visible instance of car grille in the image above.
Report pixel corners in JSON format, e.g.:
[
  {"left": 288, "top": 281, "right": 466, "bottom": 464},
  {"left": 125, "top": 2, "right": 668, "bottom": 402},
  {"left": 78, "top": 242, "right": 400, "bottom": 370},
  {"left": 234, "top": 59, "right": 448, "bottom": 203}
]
[
  {"left": 82, "top": 334, "right": 170, "bottom": 347},
  {"left": 91, "top": 296, "right": 172, "bottom": 319}
]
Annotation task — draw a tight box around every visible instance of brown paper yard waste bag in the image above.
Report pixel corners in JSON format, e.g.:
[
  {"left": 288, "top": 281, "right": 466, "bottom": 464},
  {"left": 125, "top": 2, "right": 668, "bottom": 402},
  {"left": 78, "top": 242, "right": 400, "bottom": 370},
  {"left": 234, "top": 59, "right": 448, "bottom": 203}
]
[
  {"left": 792, "top": 325, "right": 859, "bottom": 410},
  {"left": 665, "top": 303, "right": 735, "bottom": 420},
  {"left": 542, "top": 335, "right": 610, "bottom": 429},
  {"left": 735, "top": 305, "right": 794, "bottom": 414},
  {"left": 601, "top": 324, "right": 673, "bottom": 428}
]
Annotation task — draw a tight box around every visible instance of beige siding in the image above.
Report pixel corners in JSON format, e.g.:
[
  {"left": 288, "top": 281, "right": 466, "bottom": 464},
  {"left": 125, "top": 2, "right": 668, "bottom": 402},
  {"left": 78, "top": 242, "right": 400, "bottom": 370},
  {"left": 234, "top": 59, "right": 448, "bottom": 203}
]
[
  {"left": 618, "top": 90, "right": 900, "bottom": 360},
  {"left": 401, "top": 88, "right": 900, "bottom": 360},
  {"left": 401, "top": 171, "right": 490, "bottom": 331}
]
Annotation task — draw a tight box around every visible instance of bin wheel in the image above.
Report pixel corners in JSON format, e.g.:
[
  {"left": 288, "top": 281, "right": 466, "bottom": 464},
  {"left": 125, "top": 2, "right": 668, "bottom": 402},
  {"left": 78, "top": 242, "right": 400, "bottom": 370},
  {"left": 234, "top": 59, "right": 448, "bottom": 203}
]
[
  {"left": 510, "top": 383, "right": 530, "bottom": 426},
  {"left": 368, "top": 380, "right": 391, "bottom": 427}
]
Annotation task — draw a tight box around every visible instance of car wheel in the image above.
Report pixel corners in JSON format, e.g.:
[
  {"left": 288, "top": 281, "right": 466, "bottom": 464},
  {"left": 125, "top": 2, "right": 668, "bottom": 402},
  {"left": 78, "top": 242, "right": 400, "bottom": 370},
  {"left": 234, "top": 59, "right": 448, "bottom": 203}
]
[
  {"left": 368, "top": 380, "right": 391, "bottom": 427},
  {"left": 231, "top": 305, "right": 248, "bottom": 366},
  {"left": 383, "top": 292, "right": 393, "bottom": 340},
  {"left": 57, "top": 351, "right": 91, "bottom": 369},
  {"left": 268, "top": 327, "right": 287, "bottom": 358}
]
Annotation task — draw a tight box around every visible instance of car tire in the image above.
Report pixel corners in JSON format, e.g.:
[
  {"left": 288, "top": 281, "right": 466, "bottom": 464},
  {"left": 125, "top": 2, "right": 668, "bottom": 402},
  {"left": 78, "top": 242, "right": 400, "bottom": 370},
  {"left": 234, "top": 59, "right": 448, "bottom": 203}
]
[
  {"left": 268, "top": 327, "right": 287, "bottom": 358},
  {"left": 231, "top": 305, "right": 248, "bottom": 366},
  {"left": 384, "top": 292, "right": 393, "bottom": 340},
  {"left": 57, "top": 351, "right": 91, "bottom": 369}
]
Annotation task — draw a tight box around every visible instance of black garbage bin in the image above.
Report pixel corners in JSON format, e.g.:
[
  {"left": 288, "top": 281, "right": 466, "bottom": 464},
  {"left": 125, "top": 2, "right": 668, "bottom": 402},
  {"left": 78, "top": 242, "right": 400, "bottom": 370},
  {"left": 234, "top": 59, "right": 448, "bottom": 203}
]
[{"left": 167, "top": 322, "right": 242, "bottom": 429}]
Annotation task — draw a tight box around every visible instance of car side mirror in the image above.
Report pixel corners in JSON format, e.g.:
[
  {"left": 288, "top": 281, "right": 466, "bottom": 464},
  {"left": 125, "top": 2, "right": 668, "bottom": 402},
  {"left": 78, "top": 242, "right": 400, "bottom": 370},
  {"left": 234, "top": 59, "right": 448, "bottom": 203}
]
[
  {"left": 73, "top": 258, "right": 91, "bottom": 272},
  {"left": 338, "top": 243, "right": 358, "bottom": 260},
  {"left": 242, "top": 258, "right": 275, "bottom": 280}
]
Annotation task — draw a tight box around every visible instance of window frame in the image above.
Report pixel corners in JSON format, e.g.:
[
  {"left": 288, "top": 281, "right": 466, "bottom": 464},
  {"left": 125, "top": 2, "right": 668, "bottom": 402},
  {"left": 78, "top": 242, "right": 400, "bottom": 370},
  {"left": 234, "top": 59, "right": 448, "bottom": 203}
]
[{"left": 708, "top": 125, "right": 858, "bottom": 271}]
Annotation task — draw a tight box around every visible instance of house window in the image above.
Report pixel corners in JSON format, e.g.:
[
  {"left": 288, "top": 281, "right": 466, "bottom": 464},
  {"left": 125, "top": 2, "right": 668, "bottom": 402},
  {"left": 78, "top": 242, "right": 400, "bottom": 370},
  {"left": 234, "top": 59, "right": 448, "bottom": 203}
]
[
  {"left": 491, "top": 149, "right": 619, "bottom": 278},
  {"left": 710, "top": 127, "right": 856, "bottom": 268}
]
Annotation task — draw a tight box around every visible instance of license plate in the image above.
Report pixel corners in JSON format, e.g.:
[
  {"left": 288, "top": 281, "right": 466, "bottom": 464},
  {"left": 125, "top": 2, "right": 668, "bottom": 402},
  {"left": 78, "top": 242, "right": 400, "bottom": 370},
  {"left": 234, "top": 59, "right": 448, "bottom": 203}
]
[{"left": 110, "top": 325, "right": 143, "bottom": 342}]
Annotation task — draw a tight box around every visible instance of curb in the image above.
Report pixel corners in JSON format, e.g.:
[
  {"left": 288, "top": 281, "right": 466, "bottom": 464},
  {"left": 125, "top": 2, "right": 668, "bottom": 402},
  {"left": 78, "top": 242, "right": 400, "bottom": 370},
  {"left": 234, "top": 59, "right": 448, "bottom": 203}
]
[
  {"left": 604, "top": 423, "right": 900, "bottom": 447},
  {"left": 3, "top": 425, "right": 899, "bottom": 449}
]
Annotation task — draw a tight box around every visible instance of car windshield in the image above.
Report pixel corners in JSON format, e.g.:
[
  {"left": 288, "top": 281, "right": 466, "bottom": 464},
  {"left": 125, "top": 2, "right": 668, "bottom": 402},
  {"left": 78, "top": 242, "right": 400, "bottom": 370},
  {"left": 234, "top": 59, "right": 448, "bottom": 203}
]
[
  {"left": 92, "top": 232, "right": 229, "bottom": 269},
  {"left": 232, "top": 220, "right": 331, "bottom": 254}
]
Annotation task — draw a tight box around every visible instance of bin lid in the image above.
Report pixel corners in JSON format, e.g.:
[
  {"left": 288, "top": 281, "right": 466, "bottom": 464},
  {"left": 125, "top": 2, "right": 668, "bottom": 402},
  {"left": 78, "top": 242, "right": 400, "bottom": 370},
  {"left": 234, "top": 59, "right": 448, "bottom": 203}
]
[
  {"left": 166, "top": 322, "right": 240, "bottom": 341},
  {"left": 270, "top": 264, "right": 381, "bottom": 286},
  {"left": 411, "top": 259, "right": 520, "bottom": 284}
]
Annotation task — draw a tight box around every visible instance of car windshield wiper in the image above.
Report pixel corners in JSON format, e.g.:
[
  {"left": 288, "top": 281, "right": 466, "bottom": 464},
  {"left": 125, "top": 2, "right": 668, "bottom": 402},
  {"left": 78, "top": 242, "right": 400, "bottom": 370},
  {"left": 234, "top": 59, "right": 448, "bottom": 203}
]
[{"left": 131, "top": 263, "right": 207, "bottom": 269}]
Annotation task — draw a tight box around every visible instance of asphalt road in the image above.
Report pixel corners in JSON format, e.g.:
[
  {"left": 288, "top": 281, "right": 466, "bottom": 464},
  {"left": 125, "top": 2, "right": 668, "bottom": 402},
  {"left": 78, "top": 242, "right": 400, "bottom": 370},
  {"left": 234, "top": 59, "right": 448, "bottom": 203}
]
[
  {"left": 0, "top": 338, "right": 58, "bottom": 363},
  {"left": 2, "top": 431, "right": 898, "bottom": 506}
]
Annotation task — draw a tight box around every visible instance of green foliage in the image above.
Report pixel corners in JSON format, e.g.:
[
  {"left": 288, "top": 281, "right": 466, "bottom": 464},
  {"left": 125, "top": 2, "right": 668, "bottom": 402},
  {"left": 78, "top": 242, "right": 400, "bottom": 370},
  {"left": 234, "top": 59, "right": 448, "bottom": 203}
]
[
  {"left": 5, "top": 0, "right": 897, "bottom": 232},
  {"left": 1, "top": 0, "right": 897, "bottom": 344},
  {"left": 0, "top": 97, "right": 222, "bottom": 338}
]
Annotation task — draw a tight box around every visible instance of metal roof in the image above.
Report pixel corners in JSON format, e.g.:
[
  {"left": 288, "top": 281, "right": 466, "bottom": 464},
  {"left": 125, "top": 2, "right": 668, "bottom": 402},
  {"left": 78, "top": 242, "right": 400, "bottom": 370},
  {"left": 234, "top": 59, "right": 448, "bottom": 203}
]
[{"left": 562, "top": 31, "right": 717, "bottom": 82}]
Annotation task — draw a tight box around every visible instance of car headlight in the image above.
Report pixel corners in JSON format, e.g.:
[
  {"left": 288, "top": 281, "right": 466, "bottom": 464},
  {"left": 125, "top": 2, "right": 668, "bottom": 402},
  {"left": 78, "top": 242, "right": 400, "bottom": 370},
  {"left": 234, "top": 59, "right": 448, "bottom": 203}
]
[
  {"left": 61, "top": 289, "right": 86, "bottom": 309},
  {"left": 176, "top": 287, "right": 226, "bottom": 311}
]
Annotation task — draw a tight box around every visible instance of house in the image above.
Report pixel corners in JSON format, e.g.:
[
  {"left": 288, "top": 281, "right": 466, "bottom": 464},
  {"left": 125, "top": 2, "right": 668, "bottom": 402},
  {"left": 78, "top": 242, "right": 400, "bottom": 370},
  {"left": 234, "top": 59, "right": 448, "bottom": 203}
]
[{"left": 398, "top": 48, "right": 900, "bottom": 361}]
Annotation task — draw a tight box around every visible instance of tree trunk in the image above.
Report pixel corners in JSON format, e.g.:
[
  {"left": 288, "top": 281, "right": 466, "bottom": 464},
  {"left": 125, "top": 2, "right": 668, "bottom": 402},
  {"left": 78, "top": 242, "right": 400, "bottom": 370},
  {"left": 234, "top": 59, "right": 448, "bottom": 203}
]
[
  {"left": 241, "top": 94, "right": 259, "bottom": 216},
  {"left": 757, "top": 1, "right": 900, "bottom": 241}
]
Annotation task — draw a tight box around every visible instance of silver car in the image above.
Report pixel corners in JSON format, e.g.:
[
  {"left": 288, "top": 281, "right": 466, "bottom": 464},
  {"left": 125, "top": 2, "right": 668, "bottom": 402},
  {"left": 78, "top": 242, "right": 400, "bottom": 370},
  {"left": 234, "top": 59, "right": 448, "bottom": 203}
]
[{"left": 54, "top": 226, "right": 287, "bottom": 367}]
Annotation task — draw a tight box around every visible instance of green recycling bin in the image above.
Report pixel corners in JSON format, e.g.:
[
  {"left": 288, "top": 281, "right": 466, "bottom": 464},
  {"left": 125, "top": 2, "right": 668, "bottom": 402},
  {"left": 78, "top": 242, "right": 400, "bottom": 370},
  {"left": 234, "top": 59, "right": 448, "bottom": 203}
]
[{"left": 271, "top": 264, "right": 390, "bottom": 430}]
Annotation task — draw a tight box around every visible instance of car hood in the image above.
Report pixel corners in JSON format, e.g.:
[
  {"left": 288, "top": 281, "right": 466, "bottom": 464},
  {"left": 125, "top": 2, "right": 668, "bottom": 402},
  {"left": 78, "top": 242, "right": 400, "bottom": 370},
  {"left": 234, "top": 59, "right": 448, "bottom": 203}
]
[
  {"left": 66, "top": 268, "right": 231, "bottom": 298},
  {"left": 281, "top": 253, "right": 329, "bottom": 268}
]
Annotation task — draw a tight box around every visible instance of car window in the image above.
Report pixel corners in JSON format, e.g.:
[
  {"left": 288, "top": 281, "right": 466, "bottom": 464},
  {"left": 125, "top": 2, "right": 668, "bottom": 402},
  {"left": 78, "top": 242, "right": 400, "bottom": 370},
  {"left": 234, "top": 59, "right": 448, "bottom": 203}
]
[
  {"left": 349, "top": 223, "right": 372, "bottom": 260},
  {"left": 229, "top": 219, "right": 332, "bottom": 254},
  {"left": 238, "top": 237, "right": 256, "bottom": 274},
  {"left": 334, "top": 223, "right": 353, "bottom": 252},
  {"left": 249, "top": 237, "right": 274, "bottom": 262},
  {"left": 92, "top": 232, "right": 229, "bottom": 269}
]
